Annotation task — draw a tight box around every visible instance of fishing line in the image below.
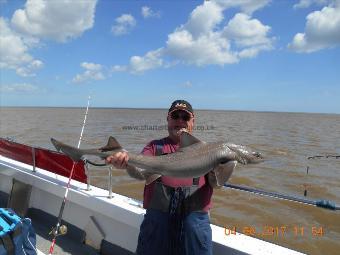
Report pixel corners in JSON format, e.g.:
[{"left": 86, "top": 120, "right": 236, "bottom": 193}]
[
  {"left": 223, "top": 183, "right": 340, "bottom": 210},
  {"left": 48, "top": 95, "right": 91, "bottom": 255},
  {"left": 303, "top": 154, "right": 340, "bottom": 197},
  {"left": 223, "top": 154, "right": 340, "bottom": 210}
]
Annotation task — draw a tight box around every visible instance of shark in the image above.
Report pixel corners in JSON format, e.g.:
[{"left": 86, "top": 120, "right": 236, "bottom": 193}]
[{"left": 51, "top": 132, "right": 263, "bottom": 185}]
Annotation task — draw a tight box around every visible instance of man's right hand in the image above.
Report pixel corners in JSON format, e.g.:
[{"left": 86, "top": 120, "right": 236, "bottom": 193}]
[{"left": 106, "top": 151, "right": 129, "bottom": 169}]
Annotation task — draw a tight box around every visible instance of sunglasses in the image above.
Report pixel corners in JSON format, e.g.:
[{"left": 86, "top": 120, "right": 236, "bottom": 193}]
[{"left": 170, "top": 111, "right": 192, "bottom": 121}]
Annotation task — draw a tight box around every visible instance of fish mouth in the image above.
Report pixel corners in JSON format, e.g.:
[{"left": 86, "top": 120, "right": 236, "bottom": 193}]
[
  {"left": 252, "top": 151, "right": 263, "bottom": 159},
  {"left": 173, "top": 126, "right": 188, "bottom": 132}
]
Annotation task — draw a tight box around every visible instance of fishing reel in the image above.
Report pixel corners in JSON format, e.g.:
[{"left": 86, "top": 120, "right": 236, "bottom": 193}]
[{"left": 49, "top": 224, "right": 68, "bottom": 237}]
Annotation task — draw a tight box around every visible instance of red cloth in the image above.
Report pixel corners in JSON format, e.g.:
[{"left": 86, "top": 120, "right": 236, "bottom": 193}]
[
  {"left": 142, "top": 137, "right": 213, "bottom": 211},
  {"left": 0, "top": 138, "right": 87, "bottom": 183}
]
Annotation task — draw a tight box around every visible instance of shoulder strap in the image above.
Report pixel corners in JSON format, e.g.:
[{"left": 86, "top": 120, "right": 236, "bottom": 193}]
[
  {"left": 155, "top": 142, "right": 164, "bottom": 156},
  {"left": 193, "top": 177, "right": 200, "bottom": 186}
]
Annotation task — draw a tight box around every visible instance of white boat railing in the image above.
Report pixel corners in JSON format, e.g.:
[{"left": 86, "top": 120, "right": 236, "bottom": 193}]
[
  {"left": 3, "top": 136, "right": 122, "bottom": 200},
  {"left": 83, "top": 162, "right": 115, "bottom": 199}
]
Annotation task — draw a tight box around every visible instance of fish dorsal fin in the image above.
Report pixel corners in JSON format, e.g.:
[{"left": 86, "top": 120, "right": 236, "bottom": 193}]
[
  {"left": 179, "top": 132, "right": 202, "bottom": 149},
  {"left": 100, "top": 136, "right": 122, "bottom": 151}
]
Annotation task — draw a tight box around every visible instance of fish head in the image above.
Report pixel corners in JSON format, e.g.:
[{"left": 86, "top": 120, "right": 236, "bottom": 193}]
[
  {"left": 247, "top": 151, "right": 264, "bottom": 163},
  {"left": 217, "top": 143, "right": 238, "bottom": 163},
  {"left": 221, "top": 143, "right": 264, "bottom": 165}
]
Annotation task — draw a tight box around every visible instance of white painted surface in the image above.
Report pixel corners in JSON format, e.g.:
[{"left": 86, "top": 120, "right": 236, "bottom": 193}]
[{"left": 37, "top": 249, "right": 46, "bottom": 255}]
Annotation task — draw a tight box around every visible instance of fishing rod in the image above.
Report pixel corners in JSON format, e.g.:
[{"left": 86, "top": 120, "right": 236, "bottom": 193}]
[
  {"left": 48, "top": 96, "right": 91, "bottom": 255},
  {"left": 223, "top": 183, "right": 340, "bottom": 211}
]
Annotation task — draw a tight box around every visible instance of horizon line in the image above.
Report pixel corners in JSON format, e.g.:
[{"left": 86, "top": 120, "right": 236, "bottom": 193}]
[{"left": 1, "top": 105, "right": 339, "bottom": 115}]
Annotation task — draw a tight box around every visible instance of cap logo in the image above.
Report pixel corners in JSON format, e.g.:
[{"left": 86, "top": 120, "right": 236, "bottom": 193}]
[{"left": 175, "top": 103, "right": 187, "bottom": 108}]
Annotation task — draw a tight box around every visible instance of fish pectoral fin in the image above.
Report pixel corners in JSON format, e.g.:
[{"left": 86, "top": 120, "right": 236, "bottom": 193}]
[
  {"left": 179, "top": 132, "right": 203, "bottom": 149},
  {"left": 144, "top": 173, "right": 161, "bottom": 185},
  {"left": 214, "top": 161, "right": 237, "bottom": 186}
]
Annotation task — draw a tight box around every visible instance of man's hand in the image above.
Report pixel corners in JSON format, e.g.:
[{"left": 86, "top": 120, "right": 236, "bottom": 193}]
[{"left": 106, "top": 151, "right": 129, "bottom": 169}]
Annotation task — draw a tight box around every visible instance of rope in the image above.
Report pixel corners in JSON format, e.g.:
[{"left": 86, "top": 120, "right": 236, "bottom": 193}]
[{"left": 168, "top": 187, "right": 185, "bottom": 255}]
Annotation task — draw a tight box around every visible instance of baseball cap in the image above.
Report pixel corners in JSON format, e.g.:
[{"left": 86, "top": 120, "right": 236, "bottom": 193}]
[{"left": 168, "top": 100, "right": 194, "bottom": 116}]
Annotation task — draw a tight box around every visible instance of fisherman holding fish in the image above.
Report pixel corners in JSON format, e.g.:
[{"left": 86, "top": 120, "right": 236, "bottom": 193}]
[
  {"left": 106, "top": 100, "right": 232, "bottom": 255},
  {"left": 51, "top": 99, "right": 262, "bottom": 254}
]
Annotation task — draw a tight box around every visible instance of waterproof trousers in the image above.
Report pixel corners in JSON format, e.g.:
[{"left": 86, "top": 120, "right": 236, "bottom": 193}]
[{"left": 136, "top": 209, "right": 212, "bottom": 255}]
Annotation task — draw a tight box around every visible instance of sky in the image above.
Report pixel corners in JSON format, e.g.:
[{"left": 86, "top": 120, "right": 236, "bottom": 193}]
[{"left": 0, "top": 0, "right": 339, "bottom": 114}]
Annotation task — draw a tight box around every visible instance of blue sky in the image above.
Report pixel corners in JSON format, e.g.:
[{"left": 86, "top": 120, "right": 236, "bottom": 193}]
[{"left": 0, "top": 0, "right": 339, "bottom": 113}]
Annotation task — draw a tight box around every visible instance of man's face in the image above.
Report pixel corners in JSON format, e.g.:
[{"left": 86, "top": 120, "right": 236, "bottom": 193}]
[{"left": 167, "top": 110, "right": 195, "bottom": 138}]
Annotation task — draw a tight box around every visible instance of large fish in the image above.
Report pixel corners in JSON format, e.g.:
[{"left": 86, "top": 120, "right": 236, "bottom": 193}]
[{"left": 51, "top": 132, "right": 263, "bottom": 185}]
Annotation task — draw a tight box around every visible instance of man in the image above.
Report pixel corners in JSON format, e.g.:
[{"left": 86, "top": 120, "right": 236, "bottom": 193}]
[{"left": 107, "top": 100, "right": 221, "bottom": 255}]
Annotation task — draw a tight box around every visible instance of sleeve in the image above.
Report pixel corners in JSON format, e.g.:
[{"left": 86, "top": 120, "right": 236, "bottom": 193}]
[{"left": 141, "top": 140, "right": 156, "bottom": 156}]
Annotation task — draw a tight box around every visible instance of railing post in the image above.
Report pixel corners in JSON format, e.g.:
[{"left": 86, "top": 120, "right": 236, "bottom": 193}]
[
  {"left": 84, "top": 161, "right": 91, "bottom": 191},
  {"left": 32, "top": 147, "right": 36, "bottom": 172},
  {"left": 108, "top": 166, "right": 113, "bottom": 199}
]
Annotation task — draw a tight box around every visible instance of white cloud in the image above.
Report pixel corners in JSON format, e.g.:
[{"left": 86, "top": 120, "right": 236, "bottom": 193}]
[
  {"left": 293, "top": 0, "right": 329, "bottom": 9},
  {"left": 165, "top": 1, "right": 273, "bottom": 65},
  {"left": 112, "top": 48, "right": 164, "bottom": 74},
  {"left": 72, "top": 62, "right": 105, "bottom": 83},
  {"left": 289, "top": 2, "right": 340, "bottom": 52},
  {"left": 181, "top": 81, "right": 193, "bottom": 88},
  {"left": 214, "top": 0, "right": 271, "bottom": 14},
  {"left": 112, "top": 0, "right": 273, "bottom": 72},
  {"left": 111, "top": 14, "right": 136, "bottom": 36},
  {"left": 80, "top": 62, "right": 102, "bottom": 71},
  {"left": 16, "top": 60, "right": 44, "bottom": 77},
  {"left": 0, "top": 83, "right": 38, "bottom": 93},
  {"left": 184, "top": 1, "right": 224, "bottom": 37},
  {"left": 129, "top": 48, "right": 163, "bottom": 73},
  {"left": 165, "top": 2, "right": 237, "bottom": 66},
  {"left": 224, "top": 13, "right": 273, "bottom": 57},
  {"left": 224, "top": 13, "right": 271, "bottom": 47},
  {"left": 111, "top": 65, "right": 127, "bottom": 72},
  {"left": 0, "top": 18, "right": 43, "bottom": 76},
  {"left": 141, "top": 6, "right": 161, "bottom": 18},
  {"left": 166, "top": 29, "right": 238, "bottom": 66},
  {"left": 11, "top": 0, "right": 97, "bottom": 42}
]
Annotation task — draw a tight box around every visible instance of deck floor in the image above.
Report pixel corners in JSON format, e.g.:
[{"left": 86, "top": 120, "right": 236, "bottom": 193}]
[
  {"left": 0, "top": 191, "right": 99, "bottom": 255},
  {"left": 32, "top": 217, "right": 99, "bottom": 255}
]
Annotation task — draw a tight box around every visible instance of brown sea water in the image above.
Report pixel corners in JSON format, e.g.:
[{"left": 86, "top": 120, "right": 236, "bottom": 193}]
[{"left": 1, "top": 107, "right": 339, "bottom": 255}]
